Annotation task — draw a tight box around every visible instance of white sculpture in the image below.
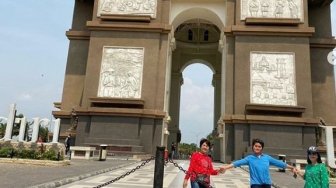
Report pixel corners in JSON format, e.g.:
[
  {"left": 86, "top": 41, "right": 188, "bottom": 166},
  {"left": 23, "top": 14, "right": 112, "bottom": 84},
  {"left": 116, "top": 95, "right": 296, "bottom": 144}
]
[
  {"left": 18, "top": 117, "right": 27, "bottom": 142},
  {"left": 31, "top": 118, "right": 50, "bottom": 143},
  {"left": 97, "top": 0, "right": 157, "bottom": 18},
  {"left": 97, "top": 46, "right": 144, "bottom": 99},
  {"left": 250, "top": 52, "right": 297, "bottom": 106},
  {"left": 52, "top": 119, "right": 61, "bottom": 143},
  {"left": 3, "top": 104, "right": 16, "bottom": 141},
  {"left": 241, "top": 0, "right": 303, "bottom": 21}
]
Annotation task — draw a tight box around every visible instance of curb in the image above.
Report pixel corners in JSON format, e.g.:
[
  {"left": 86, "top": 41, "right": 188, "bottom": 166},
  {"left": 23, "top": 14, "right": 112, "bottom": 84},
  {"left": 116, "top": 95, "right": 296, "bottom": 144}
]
[
  {"left": 28, "top": 161, "right": 140, "bottom": 188},
  {"left": 0, "top": 158, "right": 70, "bottom": 166}
]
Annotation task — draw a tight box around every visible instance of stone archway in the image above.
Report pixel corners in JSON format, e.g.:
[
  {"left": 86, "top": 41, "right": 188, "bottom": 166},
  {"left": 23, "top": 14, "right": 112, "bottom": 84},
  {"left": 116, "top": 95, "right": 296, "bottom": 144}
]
[{"left": 166, "top": 4, "right": 226, "bottom": 161}]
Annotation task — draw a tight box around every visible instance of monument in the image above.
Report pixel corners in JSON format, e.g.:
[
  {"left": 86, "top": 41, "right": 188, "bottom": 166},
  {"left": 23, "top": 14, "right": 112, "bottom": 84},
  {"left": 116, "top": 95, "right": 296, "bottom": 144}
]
[{"left": 53, "top": 0, "right": 336, "bottom": 162}]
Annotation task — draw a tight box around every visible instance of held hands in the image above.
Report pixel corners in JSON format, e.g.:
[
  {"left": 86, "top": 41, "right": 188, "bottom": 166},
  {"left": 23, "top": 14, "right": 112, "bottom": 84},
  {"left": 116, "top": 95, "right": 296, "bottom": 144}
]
[
  {"left": 218, "top": 167, "right": 226, "bottom": 174},
  {"left": 219, "top": 165, "right": 230, "bottom": 174},
  {"left": 291, "top": 167, "right": 299, "bottom": 178}
]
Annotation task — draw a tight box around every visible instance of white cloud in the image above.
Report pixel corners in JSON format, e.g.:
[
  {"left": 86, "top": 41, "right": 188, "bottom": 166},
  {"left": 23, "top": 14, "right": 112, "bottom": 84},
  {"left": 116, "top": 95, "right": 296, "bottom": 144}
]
[
  {"left": 19, "top": 93, "right": 32, "bottom": 101},
  {"left": 179, "top": 71, "right": 214, "bottom": 144}
]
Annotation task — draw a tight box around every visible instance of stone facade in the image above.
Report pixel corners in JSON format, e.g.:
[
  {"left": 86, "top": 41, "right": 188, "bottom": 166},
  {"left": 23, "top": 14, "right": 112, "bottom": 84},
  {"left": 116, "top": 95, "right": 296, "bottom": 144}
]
[{"left": 54, "top": 0, "right": 336, "bottom": 162}]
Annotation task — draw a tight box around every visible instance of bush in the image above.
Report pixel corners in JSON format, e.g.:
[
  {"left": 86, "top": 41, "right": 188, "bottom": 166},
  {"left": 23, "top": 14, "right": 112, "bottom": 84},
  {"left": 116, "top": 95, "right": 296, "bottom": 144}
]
[
  {"left": 41, "top": 149, "right": 59, "bottom": 161},
  {"left": 0, "top": 147, "right": 63, "bottom": 161},
  {"left": 0, "top": 147, "right": 13, "bottom": 158},
  {"left": 16, "top": 149, "right": 38, "bottom": 159}
]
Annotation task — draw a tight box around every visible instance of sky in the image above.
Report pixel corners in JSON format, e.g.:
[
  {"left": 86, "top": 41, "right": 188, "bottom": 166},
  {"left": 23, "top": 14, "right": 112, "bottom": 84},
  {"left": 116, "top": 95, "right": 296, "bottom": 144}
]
[{"left": 0, "top": 1, "right": 335, "bottom": 144}]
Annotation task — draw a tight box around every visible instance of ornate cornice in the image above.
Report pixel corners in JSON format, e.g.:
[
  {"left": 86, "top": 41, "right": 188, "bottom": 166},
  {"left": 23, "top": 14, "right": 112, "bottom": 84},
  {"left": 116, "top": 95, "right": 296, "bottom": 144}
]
[
  {"left": 224, "top": 25, "right": 315, "bottom": 37},
  {"left": 86, "top": 21, "right": 171, "bottom": 33},
  {"left": 66, "top": 30, "right": 90, "bottom": 40},
  {"left": 223, "top": 114, "right": 319, "bottom": 127},
  {"left": 310, "top": 37, "right": 336, "bottom": 48}
]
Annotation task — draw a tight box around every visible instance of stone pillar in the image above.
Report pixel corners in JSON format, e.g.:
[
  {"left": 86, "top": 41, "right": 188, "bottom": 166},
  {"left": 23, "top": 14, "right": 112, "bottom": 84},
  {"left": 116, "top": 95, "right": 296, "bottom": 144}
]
[
  {"left": 18, "top": 117, "right": 27, "bottom": 142},
  {"left": 162, "top": 35, "right": 175, "bottom": 147},
  {"left": 52, "top": 119, "right": 61, "bottom": 143},
  {"left": 4, "top": 104, "right": 16, "bottom": 141},
  {"left": 217, "top": 118, "right": 225, "bottom": 162},
  {"left": 218, "top": 32, "right": 227, "bottom": 162},
  {"left": 31, "top": 118, "right": 40, "bottom": 142},
  {"left": 168, "top": 72, "right": 183, "bottom": 146}
]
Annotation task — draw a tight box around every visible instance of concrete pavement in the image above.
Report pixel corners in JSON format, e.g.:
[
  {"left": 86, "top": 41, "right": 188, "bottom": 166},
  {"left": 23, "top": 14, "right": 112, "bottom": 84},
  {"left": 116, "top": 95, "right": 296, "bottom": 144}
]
[{"left": 1, "top": 157, "right": 336, "bottom": 188}]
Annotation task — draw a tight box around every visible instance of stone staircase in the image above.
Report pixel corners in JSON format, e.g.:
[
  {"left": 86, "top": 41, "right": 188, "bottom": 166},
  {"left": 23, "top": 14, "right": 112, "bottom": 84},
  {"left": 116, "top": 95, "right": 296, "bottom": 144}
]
[{"left": 84, "top": 137, "right": 148, "bottom": 158}]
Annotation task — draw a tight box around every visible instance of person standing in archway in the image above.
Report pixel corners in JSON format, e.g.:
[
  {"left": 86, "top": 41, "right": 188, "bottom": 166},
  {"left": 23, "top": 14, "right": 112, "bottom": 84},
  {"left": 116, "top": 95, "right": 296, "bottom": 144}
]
[{"left": 171, "top": 142, "right": 176, "bottom": 159}]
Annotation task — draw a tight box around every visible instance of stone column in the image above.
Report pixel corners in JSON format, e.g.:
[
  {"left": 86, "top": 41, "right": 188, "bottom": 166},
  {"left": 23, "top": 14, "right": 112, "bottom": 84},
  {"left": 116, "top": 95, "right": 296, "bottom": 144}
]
[
  {"left": 4, "top": 104, "right": 16, "bottom": 141},
  {"left": 52, "top": 119, "right": 61, "bottom": 143},
  {"left": 31, "top": 118, "right": 40, "bottom": 142},
  {"left": 168, "top": 72, "right": 183, "bottom": 146},
  {"left": 18, "top": 117, "right": 27, "bottom": 142},
  {"left": 162, "top": 35, "right": 175, "bottom": 147},
  {"left": 218, "top": 31, "right": 227, "bottom": 162}
]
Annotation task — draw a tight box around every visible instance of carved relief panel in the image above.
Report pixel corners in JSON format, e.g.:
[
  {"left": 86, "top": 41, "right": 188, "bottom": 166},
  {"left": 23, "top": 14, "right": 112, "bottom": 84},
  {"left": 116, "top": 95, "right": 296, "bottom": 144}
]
[
  {"left": 250, "top": 52, "right": 297, "bottom": 106},
  {"left": 241, "top": 0, "right": 303, "bottom": 21},
  {"left": 97, "top": 0, "right": 157, "bottom": 18},
  {"left": 97, "top": 46, "right": 144, "bottom": 99}
]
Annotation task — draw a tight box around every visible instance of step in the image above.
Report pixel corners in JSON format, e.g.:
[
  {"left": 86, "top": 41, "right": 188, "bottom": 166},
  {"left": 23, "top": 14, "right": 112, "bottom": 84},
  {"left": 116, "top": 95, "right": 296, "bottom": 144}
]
[
  {"left": 84, "top": 138, "right": 141, "bottom": 145},
  {"left": 86, "top": 143, "right": 145, "bottom": 152}
]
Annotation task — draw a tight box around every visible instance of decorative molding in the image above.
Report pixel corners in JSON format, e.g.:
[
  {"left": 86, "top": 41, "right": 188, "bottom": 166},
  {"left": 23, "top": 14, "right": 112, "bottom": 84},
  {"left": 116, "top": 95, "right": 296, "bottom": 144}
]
[
  {"left": 100, "top": 14, "right": 151, "bottom": 22},
  {"left": 97, "top": 0, "right": 157, "bottom": 18},
  {"left": 66, "top": 30, "right": 90, "bottom": 40},
  {"left": 223, "top": 114, "right": 319, "bottom": 126},
  {"left": 241, "top": 0, "right": 304, "bottom": 21},
  {"left": 86, "top": 21, "right": 171, "bottom": 33},
  {"left": 245, "top": 17, "right": 301, "bottom": 25},
  {"left": 310, "top": 38, "right": 336, "bottom": 49},
  {"left": 245, "top": 103, "right": 305, "bottom": 117},
  {"left": 97, "top": 46, "right": 144, "bottom": 99},
  {"left": 224, "top": 25, "right": 315, "bottom": 37},
  {"left": 250, "top": 51, "right": 297, "bottom": 106},
  {"left": 53, "top": 108, "right": 166, "bottom": 119},
  {"left": 90, "top": 97, "right": 145, "bottom": 108}
]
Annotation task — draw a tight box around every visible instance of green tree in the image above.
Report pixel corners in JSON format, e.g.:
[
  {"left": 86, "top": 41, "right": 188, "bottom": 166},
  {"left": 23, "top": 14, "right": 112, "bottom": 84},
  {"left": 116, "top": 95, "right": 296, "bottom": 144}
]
[
  {"left": 0, "top": 123, "right": 5, "bottom": 138},
  {"left": 38, "top": 126, "right": 49, "bottom": 142},
  {"left": 178, "top": 142, "right": 198, "bottom": 158}
]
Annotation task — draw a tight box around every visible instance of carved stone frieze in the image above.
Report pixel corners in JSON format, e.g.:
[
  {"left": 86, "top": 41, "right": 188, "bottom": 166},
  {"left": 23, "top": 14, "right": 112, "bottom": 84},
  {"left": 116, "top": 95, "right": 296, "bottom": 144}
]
[
  {"left": 241, "top": 0, "right": 303, "bottom": 21},
  {"left": 97, "top": 0, "right": 157, "bottom": 18},
  {"left": 97, "top": 46, "right": 144, "bottom": 99},
  {"left": 250, "top": 52, "right": 297, "bottom": 106}
]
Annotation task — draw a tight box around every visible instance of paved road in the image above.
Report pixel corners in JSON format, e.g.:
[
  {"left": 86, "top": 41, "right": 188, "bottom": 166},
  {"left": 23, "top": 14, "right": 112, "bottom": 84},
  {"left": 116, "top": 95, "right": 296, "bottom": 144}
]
[{"left": 0, "top": 159, "right": 135, "bottom": 188}]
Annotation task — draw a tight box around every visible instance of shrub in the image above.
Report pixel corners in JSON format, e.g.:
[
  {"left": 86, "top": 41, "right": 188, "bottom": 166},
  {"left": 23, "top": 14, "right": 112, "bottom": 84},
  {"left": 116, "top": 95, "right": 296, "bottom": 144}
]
[
  {"left": 0, "top": 147, "right": 13, "bottom": 158},
  {"left": 42, "top": 150, "right": 63, "bottom": 161},
  {"left": 16, "top": 149, "right": 38, "bottom": 159}
]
